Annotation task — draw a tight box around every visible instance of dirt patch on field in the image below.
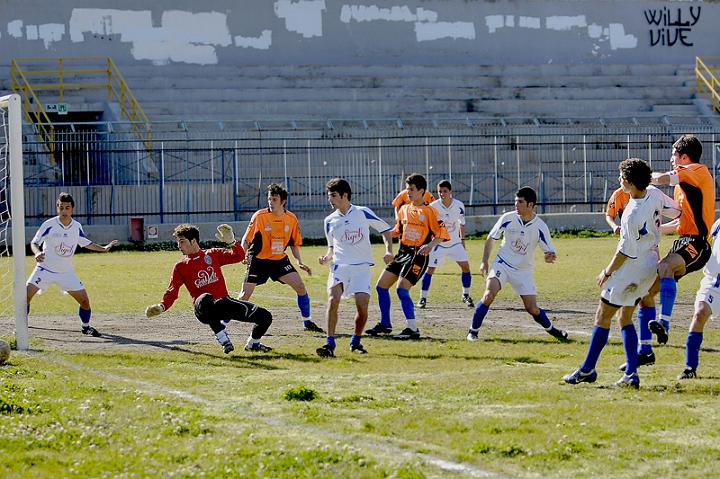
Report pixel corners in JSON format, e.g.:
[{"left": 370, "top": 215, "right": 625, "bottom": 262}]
[{"left": 0, "top": 298, "right": 704, "bottom": 354}]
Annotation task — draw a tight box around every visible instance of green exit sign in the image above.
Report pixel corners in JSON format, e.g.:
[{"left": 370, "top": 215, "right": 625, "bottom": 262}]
[{"left": 45, "top": 103, "right": 68, "bottom": 115}]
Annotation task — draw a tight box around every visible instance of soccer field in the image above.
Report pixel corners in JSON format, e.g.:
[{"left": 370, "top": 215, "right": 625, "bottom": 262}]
[{"left": 1, "top": 237, "right": 719, "bottom": 478}]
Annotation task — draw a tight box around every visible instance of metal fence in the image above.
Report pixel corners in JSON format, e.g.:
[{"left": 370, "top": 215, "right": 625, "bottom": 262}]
[{"left": 21, "top": 123, "right": 720, "bottom": 226}]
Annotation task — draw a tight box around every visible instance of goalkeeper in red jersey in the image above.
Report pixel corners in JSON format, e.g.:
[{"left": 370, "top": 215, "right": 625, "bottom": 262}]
[{"left": 145, "top": 223, "right": 273, "bottom": 354}]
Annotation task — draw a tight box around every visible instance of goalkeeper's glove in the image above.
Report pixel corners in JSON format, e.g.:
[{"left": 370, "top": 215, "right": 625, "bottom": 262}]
[
  {"left": 145, "top": 303, "right": 165, "bottom": 317},
  {"left": 215, "top": 224, "right": 235, "bottom": 244}
]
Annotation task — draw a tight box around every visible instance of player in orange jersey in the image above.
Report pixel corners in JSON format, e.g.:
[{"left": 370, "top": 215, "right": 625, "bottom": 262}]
[
  {"left": 239, "top": 183, "right": 324, "bottom": 333},
  {"left": 392, "top": 186, "right": 435, "bottom": 217},
  {"left": 605, "top": 187, "right": 631, "bottom": 235},
  {"left": 366, "top": 173, "right": 450, "bottom": 340}
]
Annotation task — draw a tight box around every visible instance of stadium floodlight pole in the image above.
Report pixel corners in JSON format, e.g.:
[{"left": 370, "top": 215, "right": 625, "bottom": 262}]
[{"left": 4, "top": 94, "right": 28, "bottom": 351}]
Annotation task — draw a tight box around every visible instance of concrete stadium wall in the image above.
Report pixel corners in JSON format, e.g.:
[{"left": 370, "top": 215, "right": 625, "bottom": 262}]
[{"left": 0, "top": 1, "right": 715, "bottom": 67}]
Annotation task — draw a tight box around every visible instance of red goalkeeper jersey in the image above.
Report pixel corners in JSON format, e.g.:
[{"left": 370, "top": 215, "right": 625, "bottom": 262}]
[{"left": 161, "top": 242, "right": 245, "bottom": 310}]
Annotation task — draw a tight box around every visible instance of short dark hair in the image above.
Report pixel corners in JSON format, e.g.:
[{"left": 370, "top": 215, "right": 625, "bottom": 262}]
[
  {"left": 173, "top": 223, "right": 200, "bottom": 243},
  {"left": 437, "top": 180, "right": 452, "bottom": 190},
  {"left": 405, "top": 173, "right": 427, "bottom": 192},
  {"left": 619, "top": 158, "right": 651, "bottom": 191},
  {"left": 325, "top": 178, "right": 352, "bottom": 200},
  {"left": 673, "top": 134, "right": 702, "bottom": 163},
  {"left": 267, "top": 183, "right": 288, "bottom": 202},
  {"left": 516, "top": 186, "right": 537, "bottom": 206},
  {"left": 57, "top": 192, "right": 75, "bottom": 208}
]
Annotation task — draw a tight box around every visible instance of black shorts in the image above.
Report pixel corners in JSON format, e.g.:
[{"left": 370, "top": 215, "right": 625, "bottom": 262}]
[
  {"left": 385, "top": 244, "right": 429, "bottom": 286},
  {"left": 670, "top": 235, "right": 711, "bottom": 277},
  {"left": 245, "top": 256, "right": 297, "bottom": 285}
]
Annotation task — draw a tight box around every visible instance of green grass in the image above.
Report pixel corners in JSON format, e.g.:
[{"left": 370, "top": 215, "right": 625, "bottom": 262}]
[{"left": 1, "top": 237, "right": 719, "bottom": 478}]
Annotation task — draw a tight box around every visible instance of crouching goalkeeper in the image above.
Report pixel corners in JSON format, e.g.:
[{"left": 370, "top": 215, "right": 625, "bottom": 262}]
[{"left": 145, "top": 223, "right": 273, "bottom": 354}]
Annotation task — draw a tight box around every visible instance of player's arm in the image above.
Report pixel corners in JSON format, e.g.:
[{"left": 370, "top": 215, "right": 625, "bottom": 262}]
[
  {"left": 290, "top": 245, "right": 312, "bottom": 275},
  {"left": 381, "top": 230, "right": 394, "bottom": 264},
  {"left": 597, "top": 251, "right": 629, "bottom": 287},
  {"left": 651, "top": 170, "right": 677, "bottom": 186},
  {"left": 479, "top": 236, "right": 495, "bottom": 277},
  {"left": 460, "top": 224, "right": 466, "bottom": 248},
  {"left": 538, "top": 222, "right": 557, "bottom": 263},
  {"left": 146, "top": 264, "right": 184, "bottom": 317},
  {"left": 30, "top": 241, "right": 44, "bottom": 263},
  {"left": 605, "top": 215, "right": 621, "bottom": 235},
  {"left": 84, "top": 240, "right": 119, "bottom": 252}
]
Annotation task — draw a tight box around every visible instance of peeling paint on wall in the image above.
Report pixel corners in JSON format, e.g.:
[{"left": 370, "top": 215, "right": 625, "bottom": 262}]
[
  {"left": 546, "top": 15, "right": 587, "bottom": 31},
  {"left": 38, "top": 23, "right": 65, "bottom": 48},
  {"left": 415, "top": 21, "right": 475, "bottom": 41},
  {"left": 8, "top": 20, "right": 23, "bottom": 38},
  {"left": 235, "top": 30, "right": 272, "bottom": 49},
  {"left": 274, "top": 0, "right": 326, "bottom": 38}
]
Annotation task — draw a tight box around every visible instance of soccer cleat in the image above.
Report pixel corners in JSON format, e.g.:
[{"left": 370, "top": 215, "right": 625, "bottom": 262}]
[
  {"left": 222, "top": 342, "right": 235, "bottom": 354},
  {"left": 244, "top": 342, "right": 272, "bottom": 352},
  {"left": 394, "top": 327, "right": 420, "bottom": 340},
  {"left": 548, "top": 327, "right": 569, "bottom": 341},
  {"left": 365, "top": 323, "right": 392, "bottom": 336},
  {"left": 563, "top": 368, "right": 597, "bottom": 384},
  {"left": 316, "top": 344, "right": 335, "bottom": 358},
  {"left": 648, "top": 319, "right": 669, "bottom": 345},
  {"left": 677, "top": 367, "right": 697, "bottom": 380},
  {"left": 350, "top": 343, "right": 368, "bottom": 354},
  {"left": 462, "top": 294, "right": 475, "bottom": 308},
  {"left": 303, "top": 320, "right": 325, "bottom": 333},
  {"left": 467, "top": 330, "right": 479, "bottom": 342},
  {"left": 417, "top": 297, "right": 427, "bottom": 309},
  {"left": 81, "top": 326, "right": 101, "bottom": 337},
  {"left": 618, "top": 351, "right": 655, "bottom": 372},
  {"left": 616, "top": 372, "right": 640, "bottom": 389}
]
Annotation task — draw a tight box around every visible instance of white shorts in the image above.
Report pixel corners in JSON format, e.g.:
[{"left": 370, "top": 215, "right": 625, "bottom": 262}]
[
  {"left": 27, "top": 265, "right": 85, "bottom": 293},
  {"left": 327, "top": 264, "right": 372, "bottom": 298},
  {"left": 601, "top": 250, "right": 659, "bottom": 307},
  {"left": 428, "top": 242, "right": 468, "bottom": 268},
  {"left": 488, "top": 259, "right": 536, "bottom": 296},
  {"left": 695, "top": 274, "right": 720, "bottom": 316}
]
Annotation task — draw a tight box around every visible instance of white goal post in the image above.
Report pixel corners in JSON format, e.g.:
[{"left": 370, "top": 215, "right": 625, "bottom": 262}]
[{"left": 0, "top": 93, "right": 27, "bottom": 351}]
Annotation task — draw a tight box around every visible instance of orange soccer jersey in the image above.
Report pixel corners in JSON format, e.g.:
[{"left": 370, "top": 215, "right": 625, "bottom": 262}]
[
  {"left": 243, "top": 208, "right": 302, "bottom": 260},
  {"left": 674, "top": 163, "right": 715, "bottom": 239},
  {"left": 606, "top": 187, "right": 631, "bottom": 219},
  {"left": 394, "top": 203, "right": 450, "bottom": 247},
  {"left": 392, "top": 189, "right": 435, "bottom": 209}
]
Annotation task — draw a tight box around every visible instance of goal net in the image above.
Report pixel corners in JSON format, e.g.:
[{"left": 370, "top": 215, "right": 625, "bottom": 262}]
[{"left": 0, "top": 93, "right": 27, "bottom": 351}]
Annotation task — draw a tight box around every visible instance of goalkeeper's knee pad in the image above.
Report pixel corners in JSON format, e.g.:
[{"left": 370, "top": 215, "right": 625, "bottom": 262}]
[
  {"left": 193, "top": 293, "right": 216, "bottom": 325},
  {"left": 253, "top": 307, "right": 273, "bottom": 328}
]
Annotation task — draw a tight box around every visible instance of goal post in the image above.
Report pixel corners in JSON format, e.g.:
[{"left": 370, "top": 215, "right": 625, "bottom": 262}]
[{"left": 0, "top": 93, "right": 28, "bottom": 351}]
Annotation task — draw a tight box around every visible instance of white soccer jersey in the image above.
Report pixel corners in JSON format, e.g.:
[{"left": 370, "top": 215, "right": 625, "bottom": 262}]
[
  {"left": 324, "top": 204, "right": 391, "bottom": 265},
  {"left": 30, "top": 217, "right": 92, "bottom": 273},
  {"left": 430, "top": 198, "right": 465, "bottom": 247},
  {"left": 488, "top": 212, "right": 554, "bottom": 270},
  {"left": 701, "top": 219, "right": 720, "bottom": 283},
  {"left": 617, "top": 188, "right": 677, "bottom": 260}
]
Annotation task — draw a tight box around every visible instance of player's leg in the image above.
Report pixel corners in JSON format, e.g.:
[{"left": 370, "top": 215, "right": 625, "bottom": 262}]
[
  {"left": 679, "top": 290, "right": 713, "bottom": 379},
  {"left": 279, "top": 270, "right": 323, "bottom": 333},
  {"left": 215, "top": 296, "right": 273, "bottom": 352},
  {"left": 26, "top": 266, "right": 48, "bottom": 315},
  {"left": 616, "top": 305, "right": 641, "bottom": 388},
  {"left": 520, "top": 294, "right": 567, "bottom": 341},
  {"left": 317, "top": 283, "right": 342, "bottom": 358},
  {"left": 26, "top": 283, "right": 39, "bottom": 311},
  {"left": 351, "top": 292, "right": 370, "bottom": 353},
  {"left": 563, "top": 300, "right": 617, "bottom": 384},
  {"left": 417, "top": 266, "right": 436, "bottom": 309},
  {"left": 458, "top": 260, "right": 474, "bottom": 307},
  {"left": 67, "top": 289, "right": 100, "bottom": 337},
  {"left": 653, "top": 251, "right": 686, "bottom": 340},
  {"left": 239, "top": 281, "right": 256, "bottom": 300},
  {"left": 366, "top": 269, "right": 399, "bottom": 335},
  {"left": 468, "top": 276, "right": 500, "bottom": 341},
  {"left": 193, "top": 293, "right": 235, "bottom": 354},
  {"left": 394, "top": 253, "right": 428, "bottom": 340},
  {"left": 635, "top": 288, "right": 658, "bottom": 364}
]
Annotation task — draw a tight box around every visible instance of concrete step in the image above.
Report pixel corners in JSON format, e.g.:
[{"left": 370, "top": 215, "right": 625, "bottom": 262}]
[{"left": 651, "top": 104, "right": 700, "bottom": 114}]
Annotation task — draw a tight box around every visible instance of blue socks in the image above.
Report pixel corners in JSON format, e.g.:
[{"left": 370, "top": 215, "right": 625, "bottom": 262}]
[
  {"left": 659, "top": 277, "right": 677, "bottom": 327},
  {"left": 637, "top": 306, "right": 655, "bottom": 354},
  {"left": 471, "top": 303, "right": 490, "bottom": 330},
  {"left": 532, "top": 309, "right": 552, "bottom": 329},
  {"left": 621, "top": 324, "right": 639, "bottom": 375},
  {"left": 79, "top": 307, "right": 91, "bottom": 325},
  {"left": 297, "top": 294, "right": 311, "bottom": 319},
  {"left": 396, "top": 288, "right": 415, "bottom": 320},
  {"left": 461, "top": 271, "right": 472, "bottom": 289},
  {"left": 686, "top": 331, "right": 703, "bottom": 369},
  {"left": 421, "top": 273, "right": 432, "bottom": 292},
  {"left": 350, "top": 335, "right": 361, "bottom": 347},
  {"left": 376, "top": 286, "right": 392, "bottom": 327},
  {"left": 580, "top": 326, "right": 610, "bottom": 373},
  {"left": 325, "top": 336, "right": 336, "bottom": 350}
]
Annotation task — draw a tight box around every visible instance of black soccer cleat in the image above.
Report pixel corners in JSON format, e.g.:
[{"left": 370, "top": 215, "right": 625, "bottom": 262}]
[
  {"left": 417, "top": 297, "right": 427, "bottom": 309},
  {"left": 81, "top": 326, "right": 101, "bottom": 337},
  {"left": 365, "top": 323, "right": 392, "bottom": 336},
  {"left": 350, "top": 343, "right": 368, "bottom": 354},
  {"left": 244, "top": 342, "right": 272, "bottom": 352},
  {"left": 222, "top": 342, "right": 235, "bottom": 354},
  {"left": 548, "top": 327, "right": 569, "bottom": 342},
  {"left": 462, "top": 294, "right": 475, "bottom": 308},
  {"left": 394, "top": 327, "right": 420, "bottom": 340},
  {"left": 616, "top": 372, "right": 640, "bottom": 389},
  {"left": 677, "top": 367, "right": 697, "bottom": 380},
  {"left": 648, "top": 320, "right": 669, "bottom": 345},
  {"left": 316, "top": 344, "right": 335, "bottom": 358},
  {"left": 619, "top": 351, "right": 655, "bottom": 372},
  {"left": 303, "top": 320, "right": 325, "bottom": 333},
  {"left": 563, "top": 368, "right": 597, "bottom": 385}
]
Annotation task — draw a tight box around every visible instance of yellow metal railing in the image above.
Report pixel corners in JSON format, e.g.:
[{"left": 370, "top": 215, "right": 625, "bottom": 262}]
[
  {"left": 10, "top": 59, "right": 55, "bottom": 161},
  {"left": 11, "top": 57, "right": 153, "bottom": 157},
  {"left": 696, "top": 56, "right": 720, "bottom": 114}
]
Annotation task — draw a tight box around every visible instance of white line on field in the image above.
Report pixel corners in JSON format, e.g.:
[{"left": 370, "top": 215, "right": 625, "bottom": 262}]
[{"left": 43, "top": 352, "right": 506, "bottom": 479}]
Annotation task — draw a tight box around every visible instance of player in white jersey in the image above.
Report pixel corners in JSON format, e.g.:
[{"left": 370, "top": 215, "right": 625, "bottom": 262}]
[
  {"left": 467, "top": 187, "right": 567, "bottom": 342},
  {"left": 316, "top": 178, "right": 394, "bottom": 357},
  {"left": 676, "top": 218, "right": 720, "bottom": 379},
  {"left": 26, "top": 192, "right": 118, "bottom": 337},
  {"left": 417, "top": 180, "right": 474, "bottom": 309},
  {"left": 564, "top": 158, "right": 679, "bottom": 389}
]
